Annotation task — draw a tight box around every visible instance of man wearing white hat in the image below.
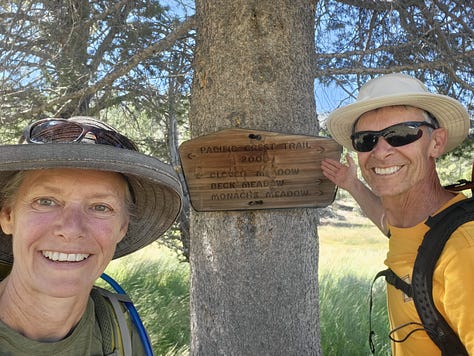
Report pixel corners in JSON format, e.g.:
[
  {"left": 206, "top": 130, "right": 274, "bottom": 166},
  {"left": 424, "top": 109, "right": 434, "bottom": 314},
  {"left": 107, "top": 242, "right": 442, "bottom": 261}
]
[{"left": 322, "top": 73, "right": 473, "bottom": 355}]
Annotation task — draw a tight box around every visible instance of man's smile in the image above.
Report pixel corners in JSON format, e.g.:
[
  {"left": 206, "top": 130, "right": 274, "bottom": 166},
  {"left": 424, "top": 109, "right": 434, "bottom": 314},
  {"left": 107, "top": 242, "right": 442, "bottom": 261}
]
[{"left": 374, "top": 165, "right": 402, "bottom": 175}]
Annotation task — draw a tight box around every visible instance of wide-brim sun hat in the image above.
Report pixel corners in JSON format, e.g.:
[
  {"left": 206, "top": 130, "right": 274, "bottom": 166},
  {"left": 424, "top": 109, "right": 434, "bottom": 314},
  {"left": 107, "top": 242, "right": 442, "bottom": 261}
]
[
  {"left": 326, "top": 73, "right": 470, "bottom": 153},
  {"left": 0, "top": 117, "right": 183, "bottom": 265}
]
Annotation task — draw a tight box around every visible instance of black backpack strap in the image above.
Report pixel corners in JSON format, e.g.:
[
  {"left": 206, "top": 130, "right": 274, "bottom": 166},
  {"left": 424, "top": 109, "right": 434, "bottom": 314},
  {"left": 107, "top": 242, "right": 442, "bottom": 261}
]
[
  {"left": 412, "top": 197, "right": 474, "bottom": 356},
  {"left": 375, "top": 268, "right": 413, "bottom": 298},
  {"left": 369, "top": 269, "right": 413, "bottom": 354}
]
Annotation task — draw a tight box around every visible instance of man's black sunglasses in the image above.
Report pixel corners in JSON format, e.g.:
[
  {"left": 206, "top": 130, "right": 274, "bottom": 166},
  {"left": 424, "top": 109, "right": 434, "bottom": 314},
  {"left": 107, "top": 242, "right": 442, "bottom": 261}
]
[
  {"left": 351, "top": 121, "right": 437, "bottom": 152},
  {"left": 21, "top": 118, "right": 138, "bottom": 151}
]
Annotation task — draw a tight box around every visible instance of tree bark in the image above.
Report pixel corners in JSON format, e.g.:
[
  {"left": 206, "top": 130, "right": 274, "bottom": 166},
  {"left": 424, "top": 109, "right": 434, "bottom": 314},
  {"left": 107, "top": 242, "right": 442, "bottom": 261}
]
[{"left": 189, "top": 1, "right": 321, "bottom": 355}]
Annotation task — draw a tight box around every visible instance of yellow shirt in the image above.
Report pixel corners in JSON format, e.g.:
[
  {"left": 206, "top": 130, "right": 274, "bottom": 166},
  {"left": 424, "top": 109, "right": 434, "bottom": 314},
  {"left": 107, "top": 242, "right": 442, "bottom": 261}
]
[{"left": 385, "top": 194, "right": 474, "bottom": 356}]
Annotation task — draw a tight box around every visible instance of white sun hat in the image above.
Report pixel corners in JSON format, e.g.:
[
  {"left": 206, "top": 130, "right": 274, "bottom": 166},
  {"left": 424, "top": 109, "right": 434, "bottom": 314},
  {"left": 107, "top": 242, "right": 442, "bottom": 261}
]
[{"left": 326, "top": 73, "right": 470, "bottom": 153}]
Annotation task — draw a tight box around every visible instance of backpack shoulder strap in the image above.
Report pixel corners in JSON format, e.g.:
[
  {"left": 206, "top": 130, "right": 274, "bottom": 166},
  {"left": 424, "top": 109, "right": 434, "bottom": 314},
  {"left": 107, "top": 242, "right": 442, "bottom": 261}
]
[
  {"left": 0, "top": 261, "right": 11, "bottom": 281},
  {"left": 90, "top": 287, "right": 116, "bottom": 355},
  {"left": 91, "top": 286, "right": 133, "bottom": 356},
  {"left": 369, "top": 268, "right": 414, "bottom": 354},
  {"left": 373, "top": 268, "right": 412, "bottom": 297},
  {"left": 412, "top": 197, "right": 474, "bottom": 356}
]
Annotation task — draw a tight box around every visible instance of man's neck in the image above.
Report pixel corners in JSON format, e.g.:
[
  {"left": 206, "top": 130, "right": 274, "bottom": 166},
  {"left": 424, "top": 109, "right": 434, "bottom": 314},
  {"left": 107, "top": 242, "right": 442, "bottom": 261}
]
[{"left": 382, "top": 182, "right": 455, "bottom": 228}]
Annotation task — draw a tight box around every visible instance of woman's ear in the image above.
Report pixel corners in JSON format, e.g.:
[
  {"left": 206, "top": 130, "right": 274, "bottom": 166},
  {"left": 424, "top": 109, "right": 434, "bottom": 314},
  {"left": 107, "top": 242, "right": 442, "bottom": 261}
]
[
  {"left": 0, "top": 206, "right": 14, "bottom": 235},
  {"left": 430, "top": 127, "right": 448, "bottom": 158}
]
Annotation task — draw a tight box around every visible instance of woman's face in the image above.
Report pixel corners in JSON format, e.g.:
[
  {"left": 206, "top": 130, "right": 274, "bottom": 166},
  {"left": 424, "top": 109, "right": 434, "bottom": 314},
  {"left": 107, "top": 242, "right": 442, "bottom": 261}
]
[{"left": 0, "top": 168, "right": 129, "bottom": 298}]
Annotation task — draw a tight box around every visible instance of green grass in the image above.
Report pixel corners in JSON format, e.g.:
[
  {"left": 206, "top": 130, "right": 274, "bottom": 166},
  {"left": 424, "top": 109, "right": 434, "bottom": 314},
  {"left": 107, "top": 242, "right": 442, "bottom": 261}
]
[
  {"left": 319, "top": 274, "right": 390, "bottom": 355},
  {"left": 319, "top": 219, "right": 391, "bottom": 355},
  {"left": 97, "top": 219, "right": 392, "bottom": 355},
  {"left": 98, "top": 245, "right": 190, "bottom": 355}
]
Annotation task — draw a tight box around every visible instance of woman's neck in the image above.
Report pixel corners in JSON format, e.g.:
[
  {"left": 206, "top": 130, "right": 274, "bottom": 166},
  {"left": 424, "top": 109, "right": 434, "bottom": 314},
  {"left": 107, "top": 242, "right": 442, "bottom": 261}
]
[{"left": 0, "top": 276, "right": 89, "bottom": 341}]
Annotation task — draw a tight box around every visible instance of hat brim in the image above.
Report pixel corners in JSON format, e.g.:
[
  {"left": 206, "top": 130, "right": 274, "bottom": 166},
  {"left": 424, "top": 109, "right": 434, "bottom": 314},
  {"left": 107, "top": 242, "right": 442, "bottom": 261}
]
[
  {"left": 0, "top": 144, "right": 183, "bottom": 264},
  {"left": 326, "top": 93, "right": 470, "bottom": 153}
]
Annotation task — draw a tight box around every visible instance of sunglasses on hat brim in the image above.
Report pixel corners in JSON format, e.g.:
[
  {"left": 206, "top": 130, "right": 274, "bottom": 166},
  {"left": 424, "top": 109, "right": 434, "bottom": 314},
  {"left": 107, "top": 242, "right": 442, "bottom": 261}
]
[
  {"left": 20, "top": 118, "right": 138, "bottom": 151},
  {"left": 350, "top": 121, "right": 437, "bottom": 152}
]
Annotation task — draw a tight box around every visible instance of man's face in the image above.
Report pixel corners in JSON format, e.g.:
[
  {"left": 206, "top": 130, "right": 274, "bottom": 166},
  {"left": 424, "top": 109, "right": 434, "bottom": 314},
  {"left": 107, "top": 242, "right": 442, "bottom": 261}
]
[
  {"left": 0, "top": 168, "right": 129, "bottom": 299},
  {"left": 354, "top": 106, "right": 444, "bottom": 198}
]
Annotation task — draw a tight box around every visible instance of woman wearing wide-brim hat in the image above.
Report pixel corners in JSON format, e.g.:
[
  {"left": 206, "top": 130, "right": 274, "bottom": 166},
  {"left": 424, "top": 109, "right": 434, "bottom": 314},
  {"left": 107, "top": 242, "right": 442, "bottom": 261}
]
[{"left": 0, "top": 116, "right": 182, "bottom": 355}]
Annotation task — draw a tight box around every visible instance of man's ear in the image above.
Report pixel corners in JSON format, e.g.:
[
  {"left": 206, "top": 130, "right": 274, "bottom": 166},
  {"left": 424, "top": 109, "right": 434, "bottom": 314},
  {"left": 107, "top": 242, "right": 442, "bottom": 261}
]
[
  {"left": 0, "top": 206, "right": 14, "bottom": 235},
  {"left": 430, "top": 127, "right": 448, "bottom": 158}
]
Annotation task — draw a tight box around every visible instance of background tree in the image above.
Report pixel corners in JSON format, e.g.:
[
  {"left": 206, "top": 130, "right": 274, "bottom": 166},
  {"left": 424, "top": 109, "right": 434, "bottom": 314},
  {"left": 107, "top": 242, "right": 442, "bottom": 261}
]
[
  {"left": 189, "top": 0, "right": 321, "bottom": 354},
  {"left": 314, "top": 0, "right": 473, "bottom": 111},
  {"left": 2, "top": 1, "right": 471, "bottom": 123},
  {"left": 0, "top": 0, "right": 193, "bottom": 120},
  {"left": 0, "top": 0, "right": 194, "bottom": 254}
]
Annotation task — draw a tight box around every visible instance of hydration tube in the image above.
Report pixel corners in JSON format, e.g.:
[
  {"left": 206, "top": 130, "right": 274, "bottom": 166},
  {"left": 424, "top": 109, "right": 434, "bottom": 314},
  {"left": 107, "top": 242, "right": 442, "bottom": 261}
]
[{"left": 100, "top": 272, "right": 154, "bottom": 356}]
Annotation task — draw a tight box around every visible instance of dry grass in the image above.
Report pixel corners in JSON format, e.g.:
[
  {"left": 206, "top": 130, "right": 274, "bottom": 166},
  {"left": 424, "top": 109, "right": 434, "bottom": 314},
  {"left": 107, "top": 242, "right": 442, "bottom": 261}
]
[{"left": 319, "top": 198, "right": 388, "bottom": 278}]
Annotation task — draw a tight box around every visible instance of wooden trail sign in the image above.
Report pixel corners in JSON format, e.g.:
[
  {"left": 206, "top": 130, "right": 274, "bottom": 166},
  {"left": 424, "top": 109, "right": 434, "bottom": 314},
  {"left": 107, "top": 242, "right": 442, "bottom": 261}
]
[{"left": 178, "top": 129, "right": 342, "bottom": 211}]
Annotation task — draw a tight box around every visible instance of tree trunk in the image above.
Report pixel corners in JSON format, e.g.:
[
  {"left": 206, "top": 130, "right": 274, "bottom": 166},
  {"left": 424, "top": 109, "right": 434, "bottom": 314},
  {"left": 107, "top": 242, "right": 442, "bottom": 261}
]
[{"left": 189, "top": 1, "right": 320, "bottom": 355}]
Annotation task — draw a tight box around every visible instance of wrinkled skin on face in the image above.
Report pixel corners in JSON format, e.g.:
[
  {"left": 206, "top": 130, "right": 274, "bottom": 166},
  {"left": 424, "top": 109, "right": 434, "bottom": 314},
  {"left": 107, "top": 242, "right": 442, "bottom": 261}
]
[
  {"left": 0, "top": 168, "right": 130, "bottom": 341},
  {"left": 354, "top": 106, "right": 451, "bottom": 228}
]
